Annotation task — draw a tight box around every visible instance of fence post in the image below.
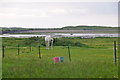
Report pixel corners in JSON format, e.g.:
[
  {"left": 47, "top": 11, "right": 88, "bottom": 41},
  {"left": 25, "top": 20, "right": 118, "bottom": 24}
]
[
  {"left": 68, "top": 46, "right": 71, "bottom": 62},
  {"left": 38, "top": 46, "right": 41, "bottom": 59},
  {"left": 113, "top": 40, "right": 117, "bottom": 64},
  {"left": 2, "top": 46, "right": 4, "bottom": 58},
  {"left": 18, "top": 45, "right": 20, "bottom": 55},
  {"left": 30, "top": 44, "right": 32, "bottom": 52}
]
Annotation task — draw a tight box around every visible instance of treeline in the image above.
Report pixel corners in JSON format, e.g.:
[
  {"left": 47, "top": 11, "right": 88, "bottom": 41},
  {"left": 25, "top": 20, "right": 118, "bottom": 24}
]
[
  {"left": 61, "top": 26, "right": 118, "bottom": 30},
  {"left": 54, "top": 38, "right": 88, "bottom": 47},
  {"left": 2, "top": 37, "right": 88, "bottom": 47}
]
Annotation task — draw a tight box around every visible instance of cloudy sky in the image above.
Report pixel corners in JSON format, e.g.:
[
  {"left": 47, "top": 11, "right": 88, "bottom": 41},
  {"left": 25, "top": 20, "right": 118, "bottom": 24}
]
[{"left": 0, "top": 0, "right": 119, "bottom": 28}]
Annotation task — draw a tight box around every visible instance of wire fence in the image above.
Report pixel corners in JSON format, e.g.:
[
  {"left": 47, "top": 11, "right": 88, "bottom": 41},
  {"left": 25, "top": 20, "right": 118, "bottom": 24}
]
[
  {"left": 1, "top": 45, "right": 72, "bottom": 62},
  {"left": 1, "top": 40, "right": 118, "bottom": 64}
]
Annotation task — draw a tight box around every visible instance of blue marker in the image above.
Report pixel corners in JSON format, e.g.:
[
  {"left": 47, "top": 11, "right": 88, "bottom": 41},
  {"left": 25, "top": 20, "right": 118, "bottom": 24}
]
[{"left": 59, "top": 57, "right": 64, "bottom": 62}]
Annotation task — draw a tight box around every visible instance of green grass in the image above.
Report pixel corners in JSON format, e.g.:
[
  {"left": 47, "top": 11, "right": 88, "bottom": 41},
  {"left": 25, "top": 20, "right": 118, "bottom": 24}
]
[{"left": 2, "top": 37, "right": 118, "bottom": 78}]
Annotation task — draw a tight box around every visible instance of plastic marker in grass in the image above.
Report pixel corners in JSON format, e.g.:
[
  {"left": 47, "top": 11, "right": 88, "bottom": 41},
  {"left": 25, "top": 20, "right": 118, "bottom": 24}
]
[
  {"left": 53, "top": 57, "right": 64, "bottom": 63},
  {"left": 53, "top": 57, "right": 59, "bottom": 63},
  {"left": 59, "top": 57, "right": 64, "bottom": 62}
]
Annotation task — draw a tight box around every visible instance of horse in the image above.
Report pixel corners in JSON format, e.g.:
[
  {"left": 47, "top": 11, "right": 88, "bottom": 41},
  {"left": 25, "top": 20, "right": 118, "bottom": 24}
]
[{"left": 45, "top": 35, "right": 54, "bottom": 49}]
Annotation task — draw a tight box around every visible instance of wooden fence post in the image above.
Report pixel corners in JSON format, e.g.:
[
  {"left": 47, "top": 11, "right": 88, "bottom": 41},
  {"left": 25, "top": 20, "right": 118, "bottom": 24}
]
[
  {"left": 68, "top": 46, "right": 71, "bottom": 62},
  {"left": 18, "top": 45, "right": 20, "bottom": 55},
  {"left": 2, "top": 46, "right": 4, "bottom": 58},
  {"left": 30, "top": 44, "right": 32, "bottom": 52},
  {"left": 113, "top": 40, "right": 117, "bottom": 64},
  {"left": 38, "top": 46, "right": 41, "bottom": 59}
]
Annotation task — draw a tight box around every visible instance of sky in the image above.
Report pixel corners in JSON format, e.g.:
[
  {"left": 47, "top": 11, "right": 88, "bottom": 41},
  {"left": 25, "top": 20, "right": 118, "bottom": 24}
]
[{"left": 0, "top": 0, "right": 119, "bottom": 28}]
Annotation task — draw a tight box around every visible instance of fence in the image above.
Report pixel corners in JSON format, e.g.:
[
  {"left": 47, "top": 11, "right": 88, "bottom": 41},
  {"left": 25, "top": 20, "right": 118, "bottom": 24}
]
[
  {"left": 2, "top": 45, "right": 72, "bottom": 62},
  {"left": 2, "top": 40, "right": 118, "bottom": 64}
]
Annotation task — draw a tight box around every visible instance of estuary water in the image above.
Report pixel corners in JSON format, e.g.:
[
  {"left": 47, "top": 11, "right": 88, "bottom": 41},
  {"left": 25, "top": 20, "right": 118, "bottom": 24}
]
[{"left": 0, "top": 33, "right": 119, "bottom": 38}]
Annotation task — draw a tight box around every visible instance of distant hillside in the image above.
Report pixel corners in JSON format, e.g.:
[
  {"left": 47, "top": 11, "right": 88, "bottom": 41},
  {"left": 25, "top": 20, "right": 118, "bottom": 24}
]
[
  {"left": 0, "top": 25, "right": 118, "bottom": 34},
  {"left": 61, "top": 26, "right": 118, "bottom": 30},
  {"left": 0, "top": 27, "right": 28, "bottom": 34}
]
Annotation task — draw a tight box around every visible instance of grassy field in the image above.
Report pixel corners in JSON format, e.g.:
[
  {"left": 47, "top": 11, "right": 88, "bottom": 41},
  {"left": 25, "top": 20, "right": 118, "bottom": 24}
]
[{"left": 2, "top": 37, "right": 118, "bottom": 78}]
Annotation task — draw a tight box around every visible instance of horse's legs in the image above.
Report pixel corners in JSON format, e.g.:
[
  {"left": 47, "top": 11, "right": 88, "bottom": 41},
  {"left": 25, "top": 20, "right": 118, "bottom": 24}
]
[
  {"left": 46, "top": 41, "right": 49, "bottom": 49},
  {"left": 51, "top": 40, "right": 53, "bottom": 49},
  {"left": 46, "top": 41, "right": 50, "bottom": 49},
  {"left": 48, "top": 41, "right": 50, "bottom": 49}
]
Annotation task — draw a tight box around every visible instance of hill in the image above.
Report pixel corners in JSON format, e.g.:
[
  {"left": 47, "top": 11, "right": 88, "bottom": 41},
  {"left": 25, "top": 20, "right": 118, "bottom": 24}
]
[
  {"left": 61, "top": 25, "right": 118, "bottom": 30},
  {"left": 0, "top": 25, "right": 118, "bottom": 34}
]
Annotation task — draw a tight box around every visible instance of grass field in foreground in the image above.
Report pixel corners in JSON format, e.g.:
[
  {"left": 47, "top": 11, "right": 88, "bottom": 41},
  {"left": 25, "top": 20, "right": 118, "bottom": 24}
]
[{"left": 2, "top": 38, "right": 118, "bottom": 78}]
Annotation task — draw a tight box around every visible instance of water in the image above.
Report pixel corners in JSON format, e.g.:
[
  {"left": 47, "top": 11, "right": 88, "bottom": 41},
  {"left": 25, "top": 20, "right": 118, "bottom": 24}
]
[{"left": 0, "top": 33, "right": 119, "bottom": 38}]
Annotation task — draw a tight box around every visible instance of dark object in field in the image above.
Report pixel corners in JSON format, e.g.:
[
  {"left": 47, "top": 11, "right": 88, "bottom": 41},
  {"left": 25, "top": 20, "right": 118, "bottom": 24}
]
[
  {"left": 30, "top": 44, "right": 32, "bottom": 52},
  {"left": 113, "top": 40, "right": 117, "bottom": 64},
  {"left": 18, "top": 45, "right": 20, "bottom": 55},
  {"left": 68, "top": 46, "right": 71, "bottom": 62},
  {"left": 2, "top": 46, "right": 5, "bottom": 58},
  {"left": 38, "top": 46, "right": 41, "bottom": 59}
]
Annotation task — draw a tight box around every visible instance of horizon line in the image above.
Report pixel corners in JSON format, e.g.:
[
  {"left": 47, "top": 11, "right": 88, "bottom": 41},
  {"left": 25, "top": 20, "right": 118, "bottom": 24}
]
[{"left": 0, "top": 25, "right": 118, "bottom": 29}]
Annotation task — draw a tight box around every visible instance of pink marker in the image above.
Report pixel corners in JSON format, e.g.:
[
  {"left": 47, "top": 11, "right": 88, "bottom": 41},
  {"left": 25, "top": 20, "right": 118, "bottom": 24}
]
[{"left": 53, "top": 57, "right": 59, "bottom": 63}]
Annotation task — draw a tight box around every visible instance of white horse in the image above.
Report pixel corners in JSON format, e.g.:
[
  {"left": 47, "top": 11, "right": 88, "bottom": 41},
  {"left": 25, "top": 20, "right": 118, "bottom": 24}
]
[{"left": 45, "top": 35, "right": 54, "bottom": 49}]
